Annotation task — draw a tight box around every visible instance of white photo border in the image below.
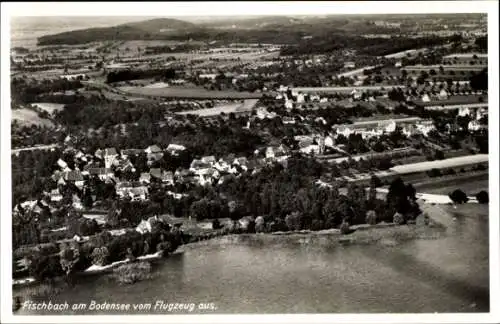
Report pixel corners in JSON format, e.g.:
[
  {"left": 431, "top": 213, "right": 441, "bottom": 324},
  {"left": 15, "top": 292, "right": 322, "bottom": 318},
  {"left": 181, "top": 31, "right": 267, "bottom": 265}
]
[{"left": 1, "top": 1, "right": 498, "bottom": 323}]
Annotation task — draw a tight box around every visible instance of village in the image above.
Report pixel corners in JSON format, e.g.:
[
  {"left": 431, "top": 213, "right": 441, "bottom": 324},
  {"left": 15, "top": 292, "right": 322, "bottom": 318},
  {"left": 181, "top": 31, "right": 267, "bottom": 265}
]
[{"left": 9, "top": 13, "right": 490, "bottom": 298}]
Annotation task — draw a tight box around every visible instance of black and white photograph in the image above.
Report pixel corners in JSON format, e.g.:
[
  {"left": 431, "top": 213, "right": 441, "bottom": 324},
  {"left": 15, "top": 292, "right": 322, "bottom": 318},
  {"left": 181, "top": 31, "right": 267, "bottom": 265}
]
[{"left": 1, "top": 1, "right": 499, "bottom": 323}]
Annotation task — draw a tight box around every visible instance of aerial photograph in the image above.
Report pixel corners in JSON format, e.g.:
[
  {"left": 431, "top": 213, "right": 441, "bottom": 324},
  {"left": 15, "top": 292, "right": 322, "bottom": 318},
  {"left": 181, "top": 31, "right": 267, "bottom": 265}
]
[{"left": 4, "top": 2, "right": 495, "bottom": 320}]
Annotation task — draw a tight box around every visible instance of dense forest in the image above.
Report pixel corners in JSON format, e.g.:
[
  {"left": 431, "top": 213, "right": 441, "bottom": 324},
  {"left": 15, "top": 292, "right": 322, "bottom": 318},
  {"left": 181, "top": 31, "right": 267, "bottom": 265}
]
[
  {"left": 280, "top": 34, "right": 463, "bottom": 56},
  {"left": 11, "top": 78, "right": 83, "bottom": 105},
  {"left": 106, "top": 68, "right": 177, "bottom": 83}
]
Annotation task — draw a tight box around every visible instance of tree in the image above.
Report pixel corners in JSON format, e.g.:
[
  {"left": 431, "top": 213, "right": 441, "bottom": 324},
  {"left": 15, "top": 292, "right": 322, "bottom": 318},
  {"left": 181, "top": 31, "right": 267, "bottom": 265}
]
[
  {"left": 91, "top": 247, "right": 109, "bottom": 266},
  {"left": 255, "top": 216, "right": 266, "bottom": 232},
  {"left": 365, "top": 210, "right": 377, "bottom": 225},
  {"left": 82, "top": 188, "right": 93, "bottom": 209},
  {"left": 449, "top": 189, "right": 468, "bottom": 204},
  {"left": 59, "top": 242, "right": 80, "bottom": 276},
  {"left": 393, "top": 212, "right": 405, "bottom": 225},
  {"left": 285, "top": 211, "right": 302, "bottom": 231},
  {"left": 212, "top": 218, "right": 222, "bottom": 230},
  {"left": 476, "top": 191, "right": 489, "bottom": 204},
  {"left": 340, "top": 221, "right": 351, "bottom": 234}
]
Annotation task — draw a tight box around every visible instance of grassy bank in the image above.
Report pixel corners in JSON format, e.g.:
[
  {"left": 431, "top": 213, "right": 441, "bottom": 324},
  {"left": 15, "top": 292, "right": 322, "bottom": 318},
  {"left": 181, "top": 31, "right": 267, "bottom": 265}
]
[{"left": 182, "top": 219, "right": 446, "bottom": 251}]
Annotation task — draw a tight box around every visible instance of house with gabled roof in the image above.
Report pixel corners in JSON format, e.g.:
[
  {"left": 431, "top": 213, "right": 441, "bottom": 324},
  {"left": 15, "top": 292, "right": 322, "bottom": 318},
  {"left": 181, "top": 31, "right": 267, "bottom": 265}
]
[
  {"left": 121, "top": 149, "right": 143, "bottom": 160},
  {"left": 145, "top": 145, "right": 163, "bottom": 163},
  {"left": 201, "top": 156, "right": 216, "bottom": 165},
  {"left": 50, "top": 188, "right": 63, "bottom": 202},
  {"left": 139, "top": 172, "right": 151, "bottom": 184},
  {"left": 166, "top": 144, "right": 186, "bottom": 156},
  {"left": 116, "top": 160, "right": 135, "bottom": 173},
  {"left": 57, "top": 158, "right": 70, "bottom": 171},
  {"left": 150, "top": 168, "right": 174, "bottom": 185},
  {"left": 103, "top": 147, "right": 118, "bottom": 168},
  {"left": 190, "top": 159, "right": 211, "bottom": 172},
  {"left": 64, "top": 170, "right": 84, "bottom": 188}
]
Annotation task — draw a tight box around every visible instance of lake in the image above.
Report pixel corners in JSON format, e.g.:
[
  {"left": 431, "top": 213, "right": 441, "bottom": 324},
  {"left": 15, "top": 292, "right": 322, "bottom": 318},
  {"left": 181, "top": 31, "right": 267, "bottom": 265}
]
[{"left": 14, "top": 203, "right": 489, "bottom": 314}]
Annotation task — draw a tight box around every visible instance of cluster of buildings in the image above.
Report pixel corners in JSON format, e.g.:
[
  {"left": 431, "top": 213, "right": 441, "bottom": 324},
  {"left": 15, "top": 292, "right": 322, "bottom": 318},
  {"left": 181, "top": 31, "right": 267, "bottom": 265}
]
[
  {"left": 40, "top": 139, "right": 297, "bottom": 209},
  {"left": 333, "top": 118, "right": 437, "bottom": 140}
]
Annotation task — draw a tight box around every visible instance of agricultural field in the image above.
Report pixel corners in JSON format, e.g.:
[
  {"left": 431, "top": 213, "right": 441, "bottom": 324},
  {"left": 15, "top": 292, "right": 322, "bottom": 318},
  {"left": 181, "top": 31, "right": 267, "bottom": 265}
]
[
  {"left": 120, "top": 85, "right": 263, "bottom": 99},
  {"left": 11, "top": 108, "right": 54, "bottom": 127},
  {"left": 292, "top": 85, "right": 406, "bottom": 93},
  {"left": 352, "top": 115, "right": 420, "bottom": 125},
  {"left": 413, "top": 172, "right": 489, "bottom": 195},
  {"left": 418, "top": 95, "right": 487, "bottom": 107},
  {"left": 390, "top": 154, "right": 489, "bottom": 175},
  {"left": 176, "top": 99, "right": 259, "bottom": 117},
  {"left": 403, "top": 65, "right": 486, "bottom": 72}
]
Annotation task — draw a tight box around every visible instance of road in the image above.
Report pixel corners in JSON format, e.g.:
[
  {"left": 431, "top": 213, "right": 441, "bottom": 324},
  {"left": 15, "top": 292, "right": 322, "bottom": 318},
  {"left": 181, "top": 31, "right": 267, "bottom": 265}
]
[{"left": 11, "top": 144, "right": 58, "bottom": 154}]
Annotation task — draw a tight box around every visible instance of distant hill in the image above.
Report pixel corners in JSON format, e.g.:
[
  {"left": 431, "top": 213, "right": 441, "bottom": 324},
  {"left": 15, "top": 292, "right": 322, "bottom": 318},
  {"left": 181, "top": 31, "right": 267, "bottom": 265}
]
[
  {"left": 200, "top": 16, "right": 304, "bottom": 29},
  {"left": 37, "top": 18, "right": 201, "bottom": 45},
  {"left": 36, "top": 14, "right": 486, "bottom": 46},
  {"left": 121, "top": 18, "right": 197, "bottom": 31}
]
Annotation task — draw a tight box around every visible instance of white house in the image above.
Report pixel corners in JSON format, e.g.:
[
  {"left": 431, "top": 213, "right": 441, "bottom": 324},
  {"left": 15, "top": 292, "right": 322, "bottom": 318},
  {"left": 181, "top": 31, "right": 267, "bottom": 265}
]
[
  {"left": 351, "top": 89, "right": 362, "bottom": 100},
  {"left": 416, "top": 120, "right": 436, "bottom": 136},
  {"left": 201, "top": 156, "right": 216, "bottom": 166},
  {"left": 57, "top": 159, "right": 70, "bottom": 171},
  {"left": 166, "top": 144, "right": 186, "bottom": 156},
  {"left": 324, "top": 135, "right": 335, "bottom": 148},
  {"left": 458, "top": 107, "right": 471, "bottom": 117},
  {"left": 381, "top": 120, "right": 397, "bottom": 133},
  {"left": 145, "top": 145, "right": 163, "bottom": 163},
  {"left": 438, "top": 89, "right": 449, "bottom": 100},
  {"left": 344, "top": 61, "right": 356, "bottom": 69},
  {"left": 282, "top": 116, "right": 296, "bottom": 124},
  {"left": 468, "top": 120, "right": 482, "bottom": 132},
  {"left": 103, "top": 148, "right": 118, "bottom": 169},
  {"left": 300, "top": 144, "right": 321, "bottom": 155},
  {"left": 50, "top": 189, "right": 63, "bottom": 202}
]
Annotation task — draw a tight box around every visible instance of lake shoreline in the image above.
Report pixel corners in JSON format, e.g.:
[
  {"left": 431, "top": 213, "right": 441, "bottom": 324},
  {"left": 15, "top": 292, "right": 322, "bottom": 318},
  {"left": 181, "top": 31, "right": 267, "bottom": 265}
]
[{"left": 13, "top": 202, "right": 452, "bottom": 289}]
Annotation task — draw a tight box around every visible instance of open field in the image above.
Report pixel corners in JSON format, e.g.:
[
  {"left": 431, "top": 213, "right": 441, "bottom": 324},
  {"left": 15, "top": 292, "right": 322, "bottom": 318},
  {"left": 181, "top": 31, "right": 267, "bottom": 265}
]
[
  {"left": 403, "top": 65, "right": 486, "bottom": 72},
  {"left": 120, "top": 85, "right": 263, "bottom": 99},
  {"left": 176, "top": 99, "right": 259, "bottom": 117},
  {"left": 390, "top": 154, "right": 488, "bottom": 175},
  {"left": 11, "top": 108, "right": 54, "bottom": 127},
  {"left": 292, "top": 85, "right": 406, "bottom": 93},
  {"left": 422, "top": 99, "right": 488, "bottom": 109},
  {"left": 352, "top": 116, "right": 421, "bottom": 126},
  {"left": 412, "top": 172, "right": 489, "bottom": 195},
  {"left": 336, "top": 65, "right": 379, "bottom": 78}
]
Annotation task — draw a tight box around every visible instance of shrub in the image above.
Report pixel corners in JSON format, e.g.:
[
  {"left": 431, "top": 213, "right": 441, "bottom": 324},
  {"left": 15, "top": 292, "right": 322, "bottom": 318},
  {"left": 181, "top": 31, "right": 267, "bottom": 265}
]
[
  {"left": 393, "top": 212, "right": 405, "bottom": 225},
  {"left": 285, "top": 212, "right": 302, "bottom": 231},
  {"left": 212, "top": 218, "right": 222, "bottom": 230},
  {"left": 449, "top": 189, "right": 468, "bottom": 204},
  {"left": 340, "top": 221, "right": 350, "bottom": 235},
  {"left": 90, "top": 247, "right": 109, "bottom": 266},
  {"left": 365, "top": 210, "right": 377, "bottom": 225},
  {"left": 311, "top": 219, "right": 325, "bottom": 231},
  {"left": 255, "top": 216, "right": 266, "bottom": 233},
  {"left": 111, "top": 262, "right": 152, "bottom": 285},
  {"left": 476, "top": 191, "right": 489, "bottom": 204}
]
